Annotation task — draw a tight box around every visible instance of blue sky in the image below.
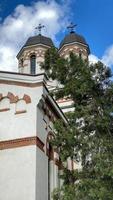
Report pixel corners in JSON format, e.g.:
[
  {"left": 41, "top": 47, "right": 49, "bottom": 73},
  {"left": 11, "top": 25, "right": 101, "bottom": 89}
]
[{"left": 0, "top": 0, "right": 113, "bottom": 71}]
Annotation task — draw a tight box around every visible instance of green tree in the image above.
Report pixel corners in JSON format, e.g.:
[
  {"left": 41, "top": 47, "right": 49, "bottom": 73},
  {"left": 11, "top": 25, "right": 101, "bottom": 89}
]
[{"left": 42, "top": 47, "right": 113, "bottom": 200}]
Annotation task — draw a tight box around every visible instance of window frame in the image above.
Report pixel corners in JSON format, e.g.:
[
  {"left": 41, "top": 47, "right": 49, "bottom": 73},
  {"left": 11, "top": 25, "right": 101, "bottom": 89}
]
[{"left": 30, "top": 54, "right": 36, "bottom": 74}]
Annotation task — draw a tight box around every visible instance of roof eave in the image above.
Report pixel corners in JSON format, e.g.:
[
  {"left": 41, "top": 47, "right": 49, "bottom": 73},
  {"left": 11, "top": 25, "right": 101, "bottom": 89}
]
[
  {"left": 59, "top": 41, "right": 90, "bottom": 54},
  {"left": 17, "top": 43, "right": 54, "bottom": 59}
]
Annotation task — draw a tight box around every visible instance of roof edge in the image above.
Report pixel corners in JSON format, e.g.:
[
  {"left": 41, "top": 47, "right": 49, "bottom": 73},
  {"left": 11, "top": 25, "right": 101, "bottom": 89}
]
[
  {"left": 17, "top": 43, "right": 54, "bottom": 59},
  {"left": 59, "top": 41, "right": 90, "bottom": 54}
]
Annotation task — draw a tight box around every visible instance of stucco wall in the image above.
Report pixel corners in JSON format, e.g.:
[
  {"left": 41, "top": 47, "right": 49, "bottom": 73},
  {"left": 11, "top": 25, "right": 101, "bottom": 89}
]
[
  {"left": 36, "top": 147, "right": 48, "bottom": 200},
  {"left": 0, "top": 73, "right": 63, "bottom": 200},
  {"left": 49, "top": 160, "right": 59, "bottom": 197},
  {"left": 0, "top": 84, "right": 43, "bottom": 141},
  {"left": 0, "top": 146, "right": 36, "bottom": 200}
]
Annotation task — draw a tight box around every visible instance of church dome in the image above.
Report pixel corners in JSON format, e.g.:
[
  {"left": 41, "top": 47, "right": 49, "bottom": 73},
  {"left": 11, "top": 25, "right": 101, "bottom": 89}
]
[
  {"left": 24, "top": 34, "right": 54, "bottom": 48},
  {"left": 17, "top": 34, "right": 54, "bottom": 59},
  {"left": 59, "top": 32, "right": 90, "bottom": 53}
]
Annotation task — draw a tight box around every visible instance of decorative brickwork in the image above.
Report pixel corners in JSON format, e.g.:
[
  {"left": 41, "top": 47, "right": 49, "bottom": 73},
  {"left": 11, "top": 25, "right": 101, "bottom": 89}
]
[
  {"left": 7, "top": 92, "right": 18, "bottom": 103},
  {"left": 0, "top": 108, "right": 10, "bottom": 112},
  {"left": 0, "top": 92, "right": 31, "bottom": 113},
  {"left": 15, "top": 110, "right": 27, "bottom": 115},
  {"left": 0, "top": 136, "right": 44, "bottom": 152},
  {"left": 23, "top": 94, "right": 31, "bottom": 104}
]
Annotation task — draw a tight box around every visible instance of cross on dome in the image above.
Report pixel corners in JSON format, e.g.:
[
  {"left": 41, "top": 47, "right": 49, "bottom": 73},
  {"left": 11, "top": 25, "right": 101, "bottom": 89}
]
[
  {"left": 67, "top": 22, "right": 77, "bottom": 33},
  {"left": 35, "top": 24, "right": 45, "bottom": 35}
]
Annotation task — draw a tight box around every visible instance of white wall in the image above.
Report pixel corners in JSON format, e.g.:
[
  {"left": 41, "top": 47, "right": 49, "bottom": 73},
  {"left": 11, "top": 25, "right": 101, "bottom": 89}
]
[
  {"left": 0, "top": 74, "right": 61, "bottom": 200},
  {"left": 36, "top": 147, "right": 48, "bottom": 200},
  {"left": 0, "top": 146, "right": 36, "bottom": 200},
  {"left": 49, "top": 160, "right": 59, "bottom": 195},
  {"left": 36, "top": 107, "right": 48, "bottom": 144},
  {"left": 0, "top": 84, "right": 43, "bottom": 141}
]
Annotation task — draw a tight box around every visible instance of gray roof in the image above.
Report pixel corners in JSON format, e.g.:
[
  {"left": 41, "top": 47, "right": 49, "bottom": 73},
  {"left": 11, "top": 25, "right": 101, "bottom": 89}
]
[
  {"left": 17, "top": 34, "right": 54, "bottom": 58},
  {"left": 59, "top": 32, "right": 89, "bottom": 50},
  {"left": 24, "top": 35, "right": 54, "bottom": 47}
]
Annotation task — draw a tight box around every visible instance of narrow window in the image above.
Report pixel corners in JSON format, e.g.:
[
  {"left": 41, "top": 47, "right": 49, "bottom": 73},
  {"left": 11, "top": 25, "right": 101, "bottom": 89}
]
[
  {"left": 30, "top": 55, "right": 36, "bottom": 74},
  {"left": 21, "top": 58, "right": 23, "bottom": 67},
  {"left": 79, "top": 50, "right": 82, "bottom": 58}
]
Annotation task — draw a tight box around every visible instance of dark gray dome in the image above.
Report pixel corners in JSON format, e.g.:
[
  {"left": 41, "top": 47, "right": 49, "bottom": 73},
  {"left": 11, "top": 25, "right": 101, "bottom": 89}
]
[
  {"left": 17, "top": 34, "right": 54, "bottom": 58},
  {"left": 59, "top": 32, "right": 88, "bottom": 49},
  {"left": 24, "top": 34, "right": 54, "bottom": 47}
]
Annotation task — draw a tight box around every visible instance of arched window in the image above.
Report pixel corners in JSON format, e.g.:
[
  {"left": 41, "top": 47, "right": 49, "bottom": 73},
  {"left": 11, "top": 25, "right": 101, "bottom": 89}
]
[
  {"left": 30, "top": 55, "right": 36, "bottom": 74},
  {"left": 79, "top": 50, "right": 82, "bottom": 58},
  {"left": 20, "top": 58, "right": 24, "bottom": 73},
  {"left": 21, "top": 58, "right": 23, "bottom": 67}
]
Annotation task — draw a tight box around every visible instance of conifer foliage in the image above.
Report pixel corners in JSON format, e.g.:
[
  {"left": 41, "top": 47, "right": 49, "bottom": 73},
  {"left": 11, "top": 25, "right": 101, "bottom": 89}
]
[{"left": 42, "top": 47, "right": 113, "bottom": 200}]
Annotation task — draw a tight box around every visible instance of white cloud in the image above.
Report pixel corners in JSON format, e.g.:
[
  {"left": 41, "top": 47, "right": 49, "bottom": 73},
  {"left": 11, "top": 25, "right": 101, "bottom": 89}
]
[
  {"left": 0, "top": 0, "right": 69, "bottom": 72},
  {"left": 102, "top": 45, "right": 113, "bottom": 67},
  {"left": 89, "top": 54, "right": 100, "bottom": 64},
  {"left": 89, "top": 45, "right": 113, "bottom": 69},
  {"left": 0, "top": 47, "right": 17, "bottom": 72}
]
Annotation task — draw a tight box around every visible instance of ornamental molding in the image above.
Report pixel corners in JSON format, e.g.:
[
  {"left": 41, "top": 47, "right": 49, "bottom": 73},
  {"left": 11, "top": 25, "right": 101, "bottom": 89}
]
[
  {"left": 0, "top": 92, "right": 31, "bottom": 104},
  {"left": 0, "top": 136, "right": 44, "bottom": 152},
  {"left": 0, "top": 92, "right": 31, "bottom": 113},
  {"left": 0, "top": 136, "right": 62, "bottom": 168}
]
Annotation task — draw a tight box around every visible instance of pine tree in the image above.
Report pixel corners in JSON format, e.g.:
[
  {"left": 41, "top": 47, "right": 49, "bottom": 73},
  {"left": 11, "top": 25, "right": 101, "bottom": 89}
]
[{"left": 42, "top": 48, "right": 113, "bottom": 200}]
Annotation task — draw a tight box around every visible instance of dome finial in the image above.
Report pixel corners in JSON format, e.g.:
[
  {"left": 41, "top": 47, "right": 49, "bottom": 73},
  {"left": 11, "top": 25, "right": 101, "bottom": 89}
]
[
  {"left": 67, "top": 22, "right": 77, "bottom": 34},
  {"left": 35, "top": 24, "right": 45, "bottom": 35}
]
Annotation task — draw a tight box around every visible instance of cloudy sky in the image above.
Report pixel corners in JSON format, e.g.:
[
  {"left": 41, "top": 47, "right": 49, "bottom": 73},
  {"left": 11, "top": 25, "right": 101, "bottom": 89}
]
[{"left": 0, "top": 0, "right": 113, "bottom": 72}]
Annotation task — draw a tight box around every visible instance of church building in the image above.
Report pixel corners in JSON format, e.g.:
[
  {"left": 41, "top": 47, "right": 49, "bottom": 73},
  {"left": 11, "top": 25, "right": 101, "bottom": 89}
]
[{"left": 0, "top": 23, "right": 90, "bottom": 200}]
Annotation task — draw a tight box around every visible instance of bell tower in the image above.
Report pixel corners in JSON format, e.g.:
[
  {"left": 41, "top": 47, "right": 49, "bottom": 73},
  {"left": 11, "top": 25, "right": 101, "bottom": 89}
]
[
  {"left": 56, "top": 23, "right": 90, "bottom": 113},
  {"left": 59, "top": 23, "right": 90, "bottom": 60},
  {"left": 17, "top": 24, "right": 54, "bottom": 74}
]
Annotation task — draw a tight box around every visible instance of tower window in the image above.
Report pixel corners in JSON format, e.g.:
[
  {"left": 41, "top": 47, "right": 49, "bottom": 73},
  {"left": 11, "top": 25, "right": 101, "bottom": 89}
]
[
  {"left": 79, "top": 50, "right": 82, "bottom": 58},
  {"left": 21, "top": 58, "right": 23, "bottom": 68},
  {"left": 30, "top": 55, "right": 36, "bottom": 74}
]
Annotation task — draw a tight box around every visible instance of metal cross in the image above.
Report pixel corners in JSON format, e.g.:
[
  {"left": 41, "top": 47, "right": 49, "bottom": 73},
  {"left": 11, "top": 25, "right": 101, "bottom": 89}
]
[
  {"left": 67, "top": 22, "right": 77, "bottom": 33},
  {"left": 35, "top": 24, "right": 45, "bottom": 35}
]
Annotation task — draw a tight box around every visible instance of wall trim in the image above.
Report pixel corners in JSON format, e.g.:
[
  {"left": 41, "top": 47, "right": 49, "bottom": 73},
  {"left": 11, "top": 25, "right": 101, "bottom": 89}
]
[
  {"left": 0, "top": 136, "right": 44, "bottom": 152},
  {"left": 0, "top": 108, "right": 10, "bottom": 112},
  {"left": 0, "top": 80, "right": 43, "bottom": 88},
  {"left": 0, "top": 136, "right": 63, "bottom": 168}
]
